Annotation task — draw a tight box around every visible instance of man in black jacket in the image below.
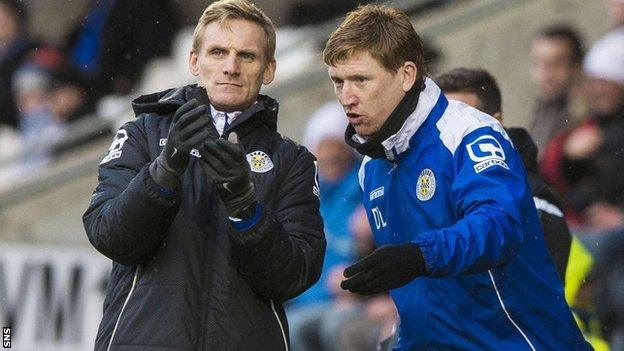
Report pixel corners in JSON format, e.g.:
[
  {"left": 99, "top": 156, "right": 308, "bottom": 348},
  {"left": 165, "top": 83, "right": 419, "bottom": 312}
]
[
  {"left": 83, "top": 1, "right": 325, "bottom": 350},
  {"left": 435, "top": 67, "right": 571, "bottom": 282}
]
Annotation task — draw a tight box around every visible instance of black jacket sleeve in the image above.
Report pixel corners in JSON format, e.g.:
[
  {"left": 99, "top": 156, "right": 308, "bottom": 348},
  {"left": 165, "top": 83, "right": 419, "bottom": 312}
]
[
  {"left": 539, "top": 210, "right": 571, "bottom": 282},
  {"left": 228, "top": 146, "right": 326, "bottom": 301},
  {"left": 83, "top": 119, "right": 179, "bottom": 266},
  {"left": 529, "top": 173, "right": 571, "bottom": 283}
]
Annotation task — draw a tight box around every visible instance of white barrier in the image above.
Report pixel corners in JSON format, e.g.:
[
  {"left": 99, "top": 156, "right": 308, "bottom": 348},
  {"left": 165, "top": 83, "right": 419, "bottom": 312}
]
[{"left": 0, "top": 244, "right": 110, "bottom": 351}]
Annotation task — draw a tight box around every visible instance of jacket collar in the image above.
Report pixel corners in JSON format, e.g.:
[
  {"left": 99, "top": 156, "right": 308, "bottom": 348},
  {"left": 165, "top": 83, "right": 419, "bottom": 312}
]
[
  {"left": 380, "top": 77, "right": 442, "bottom": 160},
  {"left": 131, "top": 84, "right": 279, "bottom": 132}
]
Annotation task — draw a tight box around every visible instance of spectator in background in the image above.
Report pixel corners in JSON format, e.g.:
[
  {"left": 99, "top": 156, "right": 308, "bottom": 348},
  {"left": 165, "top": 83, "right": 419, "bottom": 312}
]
[
  {"left": 528, "top": 25, "right": 584, "bottom": 151},
  {"left": 0, "top": 48, "right": 67, "bottom": 183},
  {"left": 0, "top": 0, "right": 36, "bottom": 129},
  {"left": 13, "top": 52, "right": 63, "bottom": 143},
  {"left": 607, "top": 0, "right": 624, "bottom": 28},
  {"left": 294, "top": 101, "right": 361, "bottom": 306},
  {"left": 435, "top": 67, "right": 572, "bottom": 282},
  {"left": 65, "top": 0, "right": 180, "bottom": 97},
  {"left": 49, "top": 67, "right": 95, "bottom": 124},
  {"left": 288, "top": 101, "right": 398, "bottom": 351},
  {"left": 540, "top": 28, "right": 624, "bottom": 226},
  {"left": 0, "top": 34, "right": 93, "bottom": 186}
]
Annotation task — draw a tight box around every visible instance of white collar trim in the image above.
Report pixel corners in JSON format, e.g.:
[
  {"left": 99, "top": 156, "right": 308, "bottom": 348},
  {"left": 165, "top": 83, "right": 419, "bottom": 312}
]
[{"left": 379, "top": 77, "right": 442, "bottom": 159}]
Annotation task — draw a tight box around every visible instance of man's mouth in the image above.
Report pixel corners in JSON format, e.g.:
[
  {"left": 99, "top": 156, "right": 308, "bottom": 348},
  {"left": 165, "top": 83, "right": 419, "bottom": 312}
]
[
  {"left": 346, "top": 112, "right": 364, "bottom": 124},
  {"left": 218, "top": 83, "right": 243, "bottom": 87}
]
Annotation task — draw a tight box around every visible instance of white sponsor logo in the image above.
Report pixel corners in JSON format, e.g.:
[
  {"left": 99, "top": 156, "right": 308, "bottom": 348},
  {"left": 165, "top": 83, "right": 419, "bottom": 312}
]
[
  {"left": 416, "top": 168, "right": 436, "bottom": 201},
  {"left": 100, "top": 129, "right": 128, "bottom": 164},
  {"left": 246, "top": 150, "right": 274, "bottom": 173},
  {"left": 369, "top": 187, "right": 384, "bottom": 201},
  {"left": 466, "top": 135, "right": 508, "bottom": 173},
  {"left": 190, "top": 148, "right": 200, "bottom": 158},
  {"left": 474, "top": 159, "right": 509, "bottom": 173},
  {"left": 159, "top": 138, "right": 167, "bottom": 146}
]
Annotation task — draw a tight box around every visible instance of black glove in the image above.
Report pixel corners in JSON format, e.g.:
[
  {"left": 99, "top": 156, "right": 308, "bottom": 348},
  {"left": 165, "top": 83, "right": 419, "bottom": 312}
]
[
  {"left": 198, "top": 132, "right": 257, "bottom": 218},
  {"left": 340, "top": 243, "right": 427, "bottom": 295},
  {"left": 150, "top": 98, "right": 213, "bottom": 189}
]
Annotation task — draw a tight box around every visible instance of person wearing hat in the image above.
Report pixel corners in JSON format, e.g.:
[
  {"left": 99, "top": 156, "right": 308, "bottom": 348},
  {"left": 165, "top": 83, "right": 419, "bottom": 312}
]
[{"left": 540, "top": 28, "right": 624, "bottom": 222}]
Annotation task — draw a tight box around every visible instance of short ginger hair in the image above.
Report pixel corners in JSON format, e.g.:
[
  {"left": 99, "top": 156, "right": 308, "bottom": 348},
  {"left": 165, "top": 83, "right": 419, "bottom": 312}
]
[{"left": 323, "top": 4, "right": 425, "bottom": 77}]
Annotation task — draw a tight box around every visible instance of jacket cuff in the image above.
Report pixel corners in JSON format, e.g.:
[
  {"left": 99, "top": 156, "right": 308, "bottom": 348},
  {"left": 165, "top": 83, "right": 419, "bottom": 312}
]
[
  {"left": 148, "top": 157, "right": 179, "bottom": 192},
  {"left": 141, "top": 165, "right": 179, "bottom": 206},
  {"left": 228, "top": 204, "right": 278, "bottom": 247},
  {"left": 229, "top": 203, "right": 263, "bottom": 231},
  {"left": 412, "top": 234, "right": 438, "bottom": 276}
]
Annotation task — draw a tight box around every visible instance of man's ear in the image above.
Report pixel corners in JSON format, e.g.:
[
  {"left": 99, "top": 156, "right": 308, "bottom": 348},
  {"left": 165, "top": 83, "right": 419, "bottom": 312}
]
[
  {"left": 401, "top": 61, "right": 417, "bottom": 92},
  {"left": 189, "top": 50, "right": 199, "bottom": 76},
  {"left": 263, "top": 58, "right": 276, "bottom": 85}
]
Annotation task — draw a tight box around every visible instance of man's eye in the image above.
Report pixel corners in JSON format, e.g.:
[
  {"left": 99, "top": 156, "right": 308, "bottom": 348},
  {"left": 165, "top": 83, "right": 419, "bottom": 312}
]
[
  {"left": 356, "top": 77, "right": 367, "bottom": 83},
  {"left": 211, "top": 49, "right": 225, "bottom": 57},
  {"left": 241, "top": 53, "right": 255, "bottom": 61}
]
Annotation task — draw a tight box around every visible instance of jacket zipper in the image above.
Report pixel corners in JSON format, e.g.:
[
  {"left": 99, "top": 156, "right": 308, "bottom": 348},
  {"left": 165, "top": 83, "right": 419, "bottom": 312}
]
[
  {"left": 270, "top": 300, "right": 289, "bottom": 351},
  {"left": 107, "top": 266, "right": 140, "bottom": 351}
]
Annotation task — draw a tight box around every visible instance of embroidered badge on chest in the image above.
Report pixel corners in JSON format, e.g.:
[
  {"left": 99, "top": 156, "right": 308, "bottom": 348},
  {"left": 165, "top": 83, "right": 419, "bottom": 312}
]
[
  {"left": 416, "top": 168, "right": 436, "bottom": 201},
  {"left": 246, "top": 150, "right": 274, "bottom": 173}
]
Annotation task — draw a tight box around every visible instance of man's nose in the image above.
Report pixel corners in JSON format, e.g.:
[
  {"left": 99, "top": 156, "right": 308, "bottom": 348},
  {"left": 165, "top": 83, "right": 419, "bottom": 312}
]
[
  {"left": 223, "top": 54, "right": 240, "bottom": 76},
  {"left": 340, "top": 82, "right": 359, "bottom": 107}
]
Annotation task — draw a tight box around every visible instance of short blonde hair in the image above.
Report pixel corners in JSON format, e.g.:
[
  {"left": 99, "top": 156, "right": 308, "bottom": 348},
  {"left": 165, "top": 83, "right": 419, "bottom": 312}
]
[
  {"left": 324, "top": 4, "right": 425, "bottom": 77},
  {"left": 192, "top": 0, "right": 276, "bottom": 61}
]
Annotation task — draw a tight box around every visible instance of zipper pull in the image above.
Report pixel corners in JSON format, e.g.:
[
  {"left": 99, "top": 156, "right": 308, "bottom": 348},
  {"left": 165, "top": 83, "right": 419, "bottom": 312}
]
[{"left": 388, "top": 162, "right": 398, "bottom": 174}]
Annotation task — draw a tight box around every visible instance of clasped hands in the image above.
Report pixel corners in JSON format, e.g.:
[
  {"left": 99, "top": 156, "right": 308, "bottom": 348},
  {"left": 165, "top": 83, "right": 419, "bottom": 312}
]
[{"left": 150, "top": 98, "right": 256, "bottom": 218}]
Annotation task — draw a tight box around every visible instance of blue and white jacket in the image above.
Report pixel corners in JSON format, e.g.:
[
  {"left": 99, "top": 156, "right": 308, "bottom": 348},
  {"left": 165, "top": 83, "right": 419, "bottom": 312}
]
[{"left": 359, "top": 79, "right": 591, "bottom": 350}]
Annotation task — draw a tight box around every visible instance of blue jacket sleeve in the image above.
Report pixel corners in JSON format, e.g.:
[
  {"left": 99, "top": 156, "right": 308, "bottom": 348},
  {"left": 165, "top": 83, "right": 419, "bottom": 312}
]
[{"left": 413, "top": 127, "right": 529, "bottom": 278}]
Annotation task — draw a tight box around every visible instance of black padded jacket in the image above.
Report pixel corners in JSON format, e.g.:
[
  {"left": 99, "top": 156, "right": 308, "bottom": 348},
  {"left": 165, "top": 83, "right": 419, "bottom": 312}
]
[{"left": 83, "top": 85, "right": 326, "bottom": 351}]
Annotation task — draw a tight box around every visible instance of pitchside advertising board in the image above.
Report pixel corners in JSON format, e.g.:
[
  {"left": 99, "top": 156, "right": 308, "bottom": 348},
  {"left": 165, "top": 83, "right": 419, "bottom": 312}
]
[{"left": 0, "top": 244, "right": 110, "bottom": 350}]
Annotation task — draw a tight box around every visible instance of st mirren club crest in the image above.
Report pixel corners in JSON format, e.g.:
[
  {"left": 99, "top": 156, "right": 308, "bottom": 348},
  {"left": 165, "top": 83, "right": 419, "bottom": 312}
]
[
  {"left": 416, "top": 168, "right": 436, "bottom": 201},
  {"left": 246, "top": 150, "right": 274, "bottom": 173}
]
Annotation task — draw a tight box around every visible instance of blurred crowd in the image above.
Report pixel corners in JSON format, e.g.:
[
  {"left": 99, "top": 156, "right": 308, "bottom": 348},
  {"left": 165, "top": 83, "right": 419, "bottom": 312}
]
[
  {"left": 0, "top": 0, "right": 181, "bottom": 186},
  {"left": 1, "top": 0, "right": 624, "bottom": 350}
]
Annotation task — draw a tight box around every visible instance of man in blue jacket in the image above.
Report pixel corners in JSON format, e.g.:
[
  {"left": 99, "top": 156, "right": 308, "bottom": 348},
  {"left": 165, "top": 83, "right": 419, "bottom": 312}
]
[{"left": 323, "top": 4, "right": 591, "bottom": 350}]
